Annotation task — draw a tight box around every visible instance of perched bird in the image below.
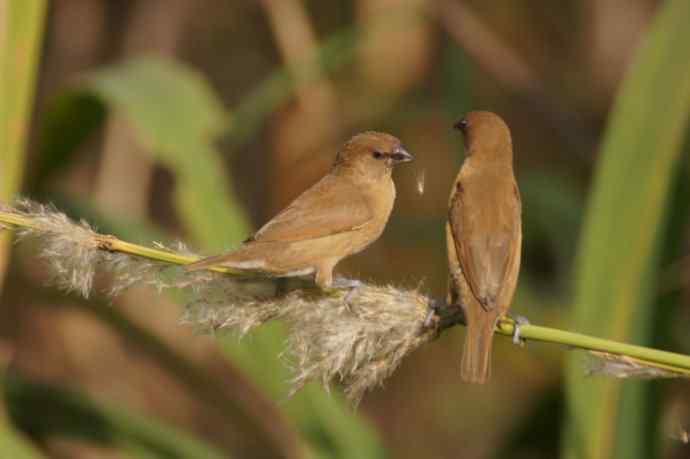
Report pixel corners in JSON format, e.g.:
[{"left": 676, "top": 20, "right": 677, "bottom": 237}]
[
  {"left": 446, "top": 111, "right": 522, "bottom": 384},
  {"left": 185, "top": 131, "right": 414, "bottom": 289}
]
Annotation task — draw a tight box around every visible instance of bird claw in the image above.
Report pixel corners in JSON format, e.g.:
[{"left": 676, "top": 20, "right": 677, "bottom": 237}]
[
  {"left": 332, "top": 278, "right": 363, "bottom": 305},
  {"left": 510, "top": 315, "right": 530, "bottom": 346},
  {"left": 423, "top": 299, "right": 442, "bottom": 329},
  {"left": 332, "top": 277, "right": 362, "bottom": 289},
  {"left": 423, "top": 309, "right": 436, "bottom": 328}
]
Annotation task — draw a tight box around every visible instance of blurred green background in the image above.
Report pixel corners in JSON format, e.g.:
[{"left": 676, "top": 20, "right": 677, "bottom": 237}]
[{"left": 1, "top": 0, "right": 690, "bottom": 458}]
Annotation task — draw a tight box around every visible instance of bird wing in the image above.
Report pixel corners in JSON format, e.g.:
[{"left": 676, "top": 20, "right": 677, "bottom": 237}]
[
  {"left": 250, "top": 173, "right": 374, "bottom": 243},
  {"left": 449, "top": 176, "right": 521, "bottom": 311}
]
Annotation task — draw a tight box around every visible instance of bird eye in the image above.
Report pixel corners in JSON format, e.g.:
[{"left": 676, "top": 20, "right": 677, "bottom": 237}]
[
  {"left": 372, "top": 150, "right": 384, "bottom": 159},
  {"left": 454, "top": 119, "right": 469, "bottom": 132}
]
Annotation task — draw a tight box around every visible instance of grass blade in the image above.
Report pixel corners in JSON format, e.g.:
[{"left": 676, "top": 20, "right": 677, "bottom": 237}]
[
  {"left": 0, "top": 0, "right": 47, "bottom": 288},
  {"left": 564, "top": 1, "right": 690, "bottom": 458},
  {"left": 0, "top": 2, "right": 47, "bottom": 455}
]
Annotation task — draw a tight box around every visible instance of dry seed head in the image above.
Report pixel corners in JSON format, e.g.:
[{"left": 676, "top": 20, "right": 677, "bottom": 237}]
[
  {"left": 9, "top": 199, "right": 197, "bottom": 299},
  {"left": 585, "top": 351, "right": 685, "bottom": 379},
  {"left": 6, "top": 199, "right": 440, "bottom": 401},
  {"left": 282, "top": 284, "right": 435, "bottom": 402}
]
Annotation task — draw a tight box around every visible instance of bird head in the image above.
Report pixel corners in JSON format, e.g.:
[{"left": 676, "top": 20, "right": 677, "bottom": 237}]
[
  {"left": 455, "top": 111, "right": 513, "bottom": 162},
  {"left": 334, "top": 131, "right": 414, "bottom": 178}
]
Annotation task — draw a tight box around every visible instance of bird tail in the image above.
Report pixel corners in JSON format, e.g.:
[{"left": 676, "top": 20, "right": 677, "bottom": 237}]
[
  {"left": 460, "top": 307, "right": 500, "bottom": 384},
  {"left": 184, "top": 253, "right": 238, "bottom": 272},
  {"left": 184, "top": 244, "right": 265, "bottom": 273}
]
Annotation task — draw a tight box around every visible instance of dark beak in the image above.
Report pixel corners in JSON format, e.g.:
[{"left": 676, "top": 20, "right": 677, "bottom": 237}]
[{"left": 391, "top": 145, "right": 414, "bottom": 163}]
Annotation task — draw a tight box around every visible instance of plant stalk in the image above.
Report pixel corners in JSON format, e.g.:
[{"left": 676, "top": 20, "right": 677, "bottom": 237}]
[{"left": 3, "top": 208, "right": 690, "bottom": 378}]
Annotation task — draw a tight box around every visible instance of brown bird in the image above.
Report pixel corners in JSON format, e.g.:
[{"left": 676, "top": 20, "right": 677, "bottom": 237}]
[
  {"left": 185, "top": 131, "right": 414, "bottom": 289},
  {"left": 446, "top": 111, "right": 522, "bottom": 384}
]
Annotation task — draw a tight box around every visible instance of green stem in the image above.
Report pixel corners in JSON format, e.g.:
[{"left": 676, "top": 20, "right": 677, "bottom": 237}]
[
  {"left": 0, "top": 210, "right": 241, "bottom": 275},
  {"left": 3, "top": 208, "right": 690, "bottom": 379},
  {"left": 495, "top": 320, "right": 690, "bottom": 375}
]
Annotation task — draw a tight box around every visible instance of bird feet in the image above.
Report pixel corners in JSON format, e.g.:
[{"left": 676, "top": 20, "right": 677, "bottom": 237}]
[
  {"left": 331, "top": 277, "right": 362, "bottom": 289},
  {"left": 423, "top": 299, "right": 443, "bottom": 328},
  {"left": 509, "top": 315, "right": 530, "bottom": 346},
  {"left": 331, "top": 277, "right": 363, "bottom": 305}
]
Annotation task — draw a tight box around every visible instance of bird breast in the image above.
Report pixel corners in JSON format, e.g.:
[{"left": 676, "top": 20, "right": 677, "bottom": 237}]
[{"left": 361, "top": 176, "right": 396, "bottom": 242}]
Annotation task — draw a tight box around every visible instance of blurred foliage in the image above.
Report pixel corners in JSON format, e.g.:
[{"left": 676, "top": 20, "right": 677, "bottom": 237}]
[
  {"left": 564, "top": 1, "right": 690, "bottom": 458},
  {"left": 519, "top": 170, "right": 584, "bottom": 287},
  {"left": 31, "top": 92, "right": 106, "bottom": 192},
  {"left": 4, "top": 371, "right": 227, "bottom": 459},
  {"left": 2, "top": 1, "right": 690, "bottom": 459},
  {"left": 223, "top": 323, "right": 384, "bottom": 459},
  {"left": 0, "top": 417, "right": 43, "bottom": 459},
  {"left": 83, "top": 57, "right": 250, "bottom": 249}
]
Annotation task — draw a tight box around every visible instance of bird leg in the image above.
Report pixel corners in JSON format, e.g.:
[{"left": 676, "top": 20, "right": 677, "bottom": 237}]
[
  {"left": 314, "top": 266, "right": 334, "bottom": 290},
  {"left": 509, "top": 315, "right": 530, "bottom": 346},
  {"left": 332, "top": 277, "right": 363, "bottom": 304},
  {"left": 331, "top": 277, "right": 362, "bottom": 289},
  {"left": 315, "top": 262, "right": 361, "bottom": 304}
]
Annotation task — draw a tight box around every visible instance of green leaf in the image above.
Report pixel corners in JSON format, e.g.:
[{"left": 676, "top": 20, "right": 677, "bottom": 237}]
[
  {"left": 0, "top": 0, "right": 46, "bottom": 200},
  {"left": 0, "top": 0, "right": 47, "bottom": 292},
  {"left": 0, "top": 4, "right": 50, "bottom": 456},
  {"left": 83, "top": 56, "right": 250, "bottom": 249},
  {"left": 227, "top": 26, "right": 358, "bottom": 148},
  {"left": 4, "top": 371, "right": 228, "bottom": 459},
  {"left": 563, "top": 1, "right": 690, "bottom": 458}
]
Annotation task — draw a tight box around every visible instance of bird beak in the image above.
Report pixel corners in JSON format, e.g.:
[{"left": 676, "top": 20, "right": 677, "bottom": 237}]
[{"left": 391, "top": 145, "right": 414, "bottom": 163}]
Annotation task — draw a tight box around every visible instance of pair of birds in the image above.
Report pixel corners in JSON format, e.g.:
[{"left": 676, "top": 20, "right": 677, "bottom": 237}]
[{"left": 186, "top": 111, "right": 521, "bottom": 384}]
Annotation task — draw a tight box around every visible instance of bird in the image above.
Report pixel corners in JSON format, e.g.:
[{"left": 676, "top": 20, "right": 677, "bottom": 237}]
[
  {"left": 185, "top": 131, "right": 414, "bottom": 289},
  {"left": 446, "top": 111, "right": 522, "bottom": 384}
]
